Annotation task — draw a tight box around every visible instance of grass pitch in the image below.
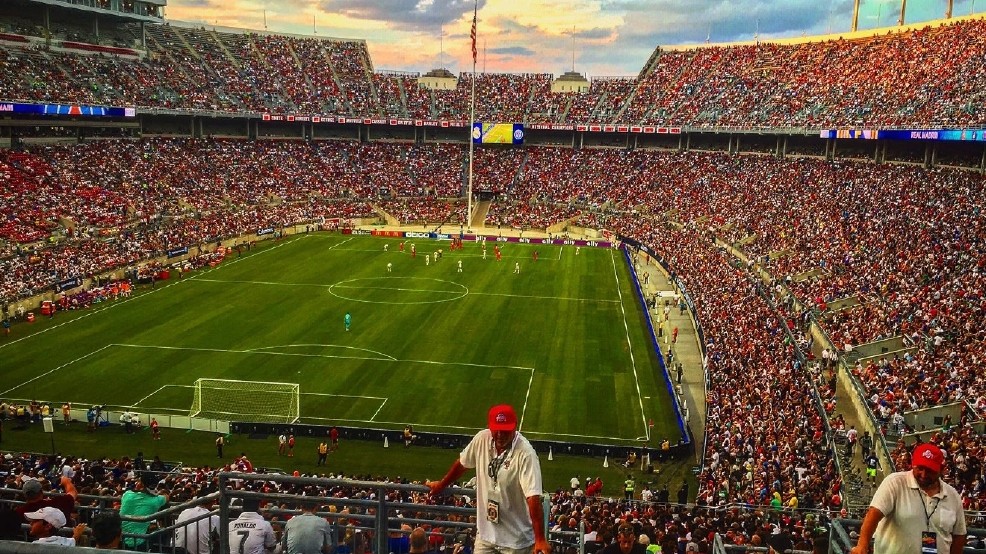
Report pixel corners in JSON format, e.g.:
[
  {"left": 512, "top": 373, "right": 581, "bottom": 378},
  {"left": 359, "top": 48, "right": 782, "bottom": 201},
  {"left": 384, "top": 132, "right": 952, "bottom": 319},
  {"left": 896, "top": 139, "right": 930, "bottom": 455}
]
[{"left": 1, "top": 233, "right": 681, "bottom": 447}]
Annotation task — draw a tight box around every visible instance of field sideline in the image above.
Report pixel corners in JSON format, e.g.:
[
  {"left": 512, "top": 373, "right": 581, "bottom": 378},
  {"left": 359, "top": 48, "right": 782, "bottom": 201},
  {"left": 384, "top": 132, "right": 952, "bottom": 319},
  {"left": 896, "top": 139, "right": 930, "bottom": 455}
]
[{"left": 1, "top": 233, "right": 682, "bottom": 447}]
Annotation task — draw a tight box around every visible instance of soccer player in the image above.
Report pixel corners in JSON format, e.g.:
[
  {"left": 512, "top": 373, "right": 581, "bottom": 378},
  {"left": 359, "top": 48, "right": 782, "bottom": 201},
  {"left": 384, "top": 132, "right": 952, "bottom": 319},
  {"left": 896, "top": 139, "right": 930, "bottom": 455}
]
[
  {"left": 150, "top": 418, "right": 160, "bottom": 440},
  {"left": 384, "top": 244, "right": 389, "bottom": 252},
  {"left": 387, "top": 262, "right": 392, "bottom": 273},
  {"left": 426, "top": 255, "right": 430, "bottom": 266},
  {"left": 344, "top": 312, "right": 351, "bottom": 332},
  {"left": 482, "top": 245, "right": 487, "bottom": 260},
  {"left": 457, "top": 260, "right": 463, "bottom": 273},
  {"left": 514, "top": 262, "right": 521, "bottom": 274}
]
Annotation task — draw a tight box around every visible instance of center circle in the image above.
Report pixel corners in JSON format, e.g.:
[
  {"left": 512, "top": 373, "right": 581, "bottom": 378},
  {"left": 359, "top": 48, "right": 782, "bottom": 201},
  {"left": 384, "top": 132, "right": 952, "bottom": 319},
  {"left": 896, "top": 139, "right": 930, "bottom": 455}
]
[{"left": 327, "top": 277, "right": 468, "bottom": 304}]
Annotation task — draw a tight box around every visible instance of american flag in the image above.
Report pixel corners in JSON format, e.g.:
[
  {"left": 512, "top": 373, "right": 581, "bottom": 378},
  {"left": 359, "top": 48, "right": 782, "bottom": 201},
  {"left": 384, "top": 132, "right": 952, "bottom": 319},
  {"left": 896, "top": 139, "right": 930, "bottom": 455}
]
[{"left": 470, "top": 2, "right": 477, "bottom": 64}]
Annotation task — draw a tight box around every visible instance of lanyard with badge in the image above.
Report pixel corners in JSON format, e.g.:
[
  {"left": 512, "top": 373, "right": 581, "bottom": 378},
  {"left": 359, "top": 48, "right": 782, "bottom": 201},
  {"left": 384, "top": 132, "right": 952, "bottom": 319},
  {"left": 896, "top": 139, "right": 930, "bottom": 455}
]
[
  {"left": 917, "top": 489, "right": 942, "bottom": 554},
  {"left": 486, "top": 438, "right": 513, "bottom": 525}
]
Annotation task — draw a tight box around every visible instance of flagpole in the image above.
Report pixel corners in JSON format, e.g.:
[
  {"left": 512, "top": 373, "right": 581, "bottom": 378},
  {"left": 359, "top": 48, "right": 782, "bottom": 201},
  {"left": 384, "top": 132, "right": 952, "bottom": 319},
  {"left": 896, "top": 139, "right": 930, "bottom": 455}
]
[{"left": 467, "top": 0, "right": 477, "bottom": 232}]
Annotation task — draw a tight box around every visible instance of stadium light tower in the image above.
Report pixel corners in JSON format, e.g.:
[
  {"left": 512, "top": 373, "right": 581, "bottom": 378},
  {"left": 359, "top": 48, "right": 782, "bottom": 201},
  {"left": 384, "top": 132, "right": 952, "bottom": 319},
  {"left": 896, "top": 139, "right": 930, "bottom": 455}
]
[
  {"left": 945, "top": 0, "right": 953, "bottom": 18},
  {"left": 898, "top": 0, "right": 907, "bottom": 25},
  {"left": 852, "top": 0, "right": 861, "bottom": 31}
]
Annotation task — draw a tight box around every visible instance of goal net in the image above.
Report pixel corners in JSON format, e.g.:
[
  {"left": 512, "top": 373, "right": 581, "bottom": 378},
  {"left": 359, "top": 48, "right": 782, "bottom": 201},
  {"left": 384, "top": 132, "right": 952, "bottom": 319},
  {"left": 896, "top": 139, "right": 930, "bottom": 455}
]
[{"left": 190, "top": 379, "right": 300, "bottom": 423}]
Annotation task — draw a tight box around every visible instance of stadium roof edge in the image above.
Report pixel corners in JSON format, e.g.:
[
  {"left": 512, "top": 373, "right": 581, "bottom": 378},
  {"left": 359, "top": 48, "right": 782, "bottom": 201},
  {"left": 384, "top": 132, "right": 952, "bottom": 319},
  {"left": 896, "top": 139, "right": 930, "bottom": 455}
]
[
  {"left": 660, "top": 12, "right": 986, "bottom": 51},
  {"left": 165, "top": 19, "right": 366, "bottom": 44}
]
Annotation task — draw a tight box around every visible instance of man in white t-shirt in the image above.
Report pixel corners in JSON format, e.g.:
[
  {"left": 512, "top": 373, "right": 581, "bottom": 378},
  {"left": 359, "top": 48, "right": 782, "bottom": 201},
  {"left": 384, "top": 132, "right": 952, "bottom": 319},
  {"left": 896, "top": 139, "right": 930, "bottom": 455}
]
[
  {"left": 229, "top": 499, "right": 277, "bottom": 554},
  {"left": 851, "top": 442, "right": 966, "bottom": 554},
  {"left": 427, "top": 404, "right": 550, "bottom": 554},
  {"left": 175, "top": 492, "right": 219, "bottom": 554}
]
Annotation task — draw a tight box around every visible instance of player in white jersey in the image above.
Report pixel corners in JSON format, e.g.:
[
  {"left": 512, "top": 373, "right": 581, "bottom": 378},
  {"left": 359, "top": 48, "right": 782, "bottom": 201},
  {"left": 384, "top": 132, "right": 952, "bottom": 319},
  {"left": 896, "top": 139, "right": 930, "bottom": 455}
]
[{"left": 228, "top": 500, "right": 276, "bottom": 554}]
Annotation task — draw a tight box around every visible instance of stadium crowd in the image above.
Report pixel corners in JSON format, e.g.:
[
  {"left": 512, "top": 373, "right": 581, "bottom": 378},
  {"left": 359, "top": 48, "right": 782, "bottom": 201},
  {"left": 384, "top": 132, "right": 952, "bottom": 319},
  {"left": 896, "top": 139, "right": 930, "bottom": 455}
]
[
  {"left": 3, "top": 8, "right": 986, "bottom": 553},
  {"left": 0, "top": 447, "right": 853, "bottom": 553},
  {"left": 1, "top": 16, "right": 986, "bottom": 126}
]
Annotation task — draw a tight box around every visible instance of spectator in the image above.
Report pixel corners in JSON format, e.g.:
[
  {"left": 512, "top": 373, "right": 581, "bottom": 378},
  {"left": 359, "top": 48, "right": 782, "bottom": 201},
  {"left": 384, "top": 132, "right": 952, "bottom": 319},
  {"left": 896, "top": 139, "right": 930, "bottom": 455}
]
[
  {"left": 15, "top": 476, "right": 76, "bottom": 526},
  {"left": 120, "top": 471, "right": 169, "bottom": 550},
  {"left": 175, "top": 490, "right": 219, "bottom": 554},
  {"left": 24, "top": 506, "right": 85, "bottom": 547},
  {"left": 282, "top": 501, "right": 336, "bottom": 554}
]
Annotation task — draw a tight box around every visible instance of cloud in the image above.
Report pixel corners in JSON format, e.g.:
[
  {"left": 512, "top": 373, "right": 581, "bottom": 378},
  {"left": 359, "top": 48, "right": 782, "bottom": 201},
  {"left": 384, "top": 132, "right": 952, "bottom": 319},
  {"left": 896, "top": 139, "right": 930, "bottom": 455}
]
[
  {"left": 316, "top": 0, "right": 483, "bottom": 32},
  {"left": 488, "top": 46, "right": 536, "bottom": 56},
  {"left": 574, "top": 27, "right": 614, "bottom": 40}
]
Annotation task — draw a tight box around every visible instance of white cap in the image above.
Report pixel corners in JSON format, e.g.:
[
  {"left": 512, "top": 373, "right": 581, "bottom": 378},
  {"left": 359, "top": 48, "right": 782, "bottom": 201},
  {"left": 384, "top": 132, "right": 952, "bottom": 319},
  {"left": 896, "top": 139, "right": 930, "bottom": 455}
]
[{"left": 24, "top": 507, "right": 66, "bottom": 529}]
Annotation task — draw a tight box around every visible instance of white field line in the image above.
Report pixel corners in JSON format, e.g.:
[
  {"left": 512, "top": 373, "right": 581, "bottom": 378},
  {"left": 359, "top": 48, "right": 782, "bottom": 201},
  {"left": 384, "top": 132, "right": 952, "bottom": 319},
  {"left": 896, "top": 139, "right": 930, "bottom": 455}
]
[
  {"left": 0, "top": 235, "right": 311, "bottom": 352},
  {"left": 610, "top": 248, "right": 650, "bottom": 441},
  {"left": 1, "top": 344, "right": 113, "bottom": 396}
]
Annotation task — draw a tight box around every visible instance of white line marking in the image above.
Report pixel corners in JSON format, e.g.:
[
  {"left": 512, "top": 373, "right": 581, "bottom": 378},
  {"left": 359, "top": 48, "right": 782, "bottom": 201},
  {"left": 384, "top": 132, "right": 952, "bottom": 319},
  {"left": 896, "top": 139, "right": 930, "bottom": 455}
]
[
  {"left": 0, "top": 235, "right": 310, "bottom": 352},
  {"left": 333, "top": 284, "right": 464, "bottom": 294},
  {"left": 191, "top": 278, "right": 616, "bottom": 303},
  {"left": 248, "top": 344, "right": 397, "bottom": 361},
  {"left": 132, "top": 385, "right": 167, "bottom": 408},
  {"left": 301, "top": 392, "right": 386, "bottom": 400},
  {"left": 2, "top": 344, "right": 113, "bottom": 395},
  {"left": 111, "top": 343, "right": 533, "bottom": 371},
  {"left": 611, "top": 248, "right": 650, "bottom": 440},
  {"left": 290, "top": 416, "right": 641, "bottom": 442},
  {"left": 193, "top": 278, "right": 323, "bottom": 287},
  {"left": 113, "top": 343, "right": 396, "bottom": 362},
  {"left": 370, "top": 398, "right": 387, "bottom": 421},
  {"left": 328, "top": 237, "right": 354, "bottom": 249},
  {"left": 469, "top": 291, "right": 618, "bottom": 303},
  {"left": 514, "top": 429, "right": 643, "bottom": 442},
  {"left": 519, "top": 368, "right": 535, "bottom": 432}
]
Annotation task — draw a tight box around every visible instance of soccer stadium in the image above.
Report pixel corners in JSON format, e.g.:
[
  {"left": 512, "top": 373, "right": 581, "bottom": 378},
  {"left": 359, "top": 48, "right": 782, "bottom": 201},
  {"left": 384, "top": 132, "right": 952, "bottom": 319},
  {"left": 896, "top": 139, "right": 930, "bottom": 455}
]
[{"left": 1, "top": 0, "right": 986, "bottom": 552}]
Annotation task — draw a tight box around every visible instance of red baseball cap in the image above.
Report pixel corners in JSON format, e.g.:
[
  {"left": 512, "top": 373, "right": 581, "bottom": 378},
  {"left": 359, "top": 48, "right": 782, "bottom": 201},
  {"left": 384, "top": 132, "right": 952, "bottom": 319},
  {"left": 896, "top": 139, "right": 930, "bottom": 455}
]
[
  {"left": 912, "top": 443, "right": 944, "bottom": 473},
  {"left": 488, "top": 404, "right": 517, "bottom": 431}
]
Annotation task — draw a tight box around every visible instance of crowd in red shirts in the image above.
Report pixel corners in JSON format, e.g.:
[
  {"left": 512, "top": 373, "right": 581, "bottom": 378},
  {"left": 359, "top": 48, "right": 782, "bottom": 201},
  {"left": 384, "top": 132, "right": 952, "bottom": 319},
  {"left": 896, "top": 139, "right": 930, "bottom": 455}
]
[{"left": 2, "top": 17, "right": 984, "bottom": 126}]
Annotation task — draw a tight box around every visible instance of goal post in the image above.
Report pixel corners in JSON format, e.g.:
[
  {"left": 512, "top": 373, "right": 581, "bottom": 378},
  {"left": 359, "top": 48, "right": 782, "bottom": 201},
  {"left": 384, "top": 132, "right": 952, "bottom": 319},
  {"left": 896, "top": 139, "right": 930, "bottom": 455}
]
[{"left": 190, "top": 378, "right": 300, "bottom": 423}]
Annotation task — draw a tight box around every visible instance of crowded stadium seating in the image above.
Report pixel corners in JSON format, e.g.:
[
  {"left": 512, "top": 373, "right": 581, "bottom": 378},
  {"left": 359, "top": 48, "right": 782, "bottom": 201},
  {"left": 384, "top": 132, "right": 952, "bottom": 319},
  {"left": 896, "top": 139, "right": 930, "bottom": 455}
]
[
  {"left": 3, "top": 8, "right": 986, "bottom": 553},
  {"left": 1, "top": 17, "right": 985, "bottom": 126}
]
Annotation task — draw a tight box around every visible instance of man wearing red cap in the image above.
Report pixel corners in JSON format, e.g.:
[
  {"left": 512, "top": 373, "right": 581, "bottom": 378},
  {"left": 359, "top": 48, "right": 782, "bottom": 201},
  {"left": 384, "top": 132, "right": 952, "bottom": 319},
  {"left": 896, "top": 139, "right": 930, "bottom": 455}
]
[
  {"left": 851, "top": 442, "right": 966, "bottom": 554},
  {"left": 427, "top": 404, "right": 550, "bottom": 554}
]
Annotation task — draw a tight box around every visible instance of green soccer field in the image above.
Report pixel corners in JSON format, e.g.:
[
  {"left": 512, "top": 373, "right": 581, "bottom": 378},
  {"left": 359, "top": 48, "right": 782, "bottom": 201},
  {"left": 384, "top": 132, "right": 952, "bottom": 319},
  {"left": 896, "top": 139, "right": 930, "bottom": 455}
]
[{"left": 1, "top": 233, "right": 682, "bottom": 447}]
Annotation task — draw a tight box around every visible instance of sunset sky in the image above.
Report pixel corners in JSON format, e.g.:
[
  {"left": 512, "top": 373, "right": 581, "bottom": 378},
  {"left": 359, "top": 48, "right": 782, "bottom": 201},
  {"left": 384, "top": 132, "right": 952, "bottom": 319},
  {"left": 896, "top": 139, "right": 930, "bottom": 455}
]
[{"left": 162, "top": 0, "right": 983, "bottom": 77}]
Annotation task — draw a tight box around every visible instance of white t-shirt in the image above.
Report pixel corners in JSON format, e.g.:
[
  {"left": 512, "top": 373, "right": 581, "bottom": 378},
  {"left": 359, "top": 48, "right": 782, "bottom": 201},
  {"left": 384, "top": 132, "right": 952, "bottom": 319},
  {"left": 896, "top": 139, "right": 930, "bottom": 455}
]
[
  {"left": 869, "top": 471, "right": 966, "bottom": 554},
  {"left": 34, "top": 536, "right": 75, "bottom": 547},
  {"left": 229, "top": 512, "right": 276, "bottom": 554},
  {"left": 176, "top": 505, "right": 219, "bottom": 554},
  {"left": 459, "top": 430, "right": 542, "bottom": 549}
]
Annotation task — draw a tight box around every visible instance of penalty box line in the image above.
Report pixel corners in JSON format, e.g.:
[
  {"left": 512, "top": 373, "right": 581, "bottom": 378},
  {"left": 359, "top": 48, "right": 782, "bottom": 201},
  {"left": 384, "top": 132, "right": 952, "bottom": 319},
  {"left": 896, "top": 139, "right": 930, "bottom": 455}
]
[
  {"left": 130, "top": 386, "right": 389, "bottom": 418},
  {"left": 111, "top": 344, "right": 534, "bottom": 422},
  {"left": 112, "top": 343, "right": 536, "bottom": 372}
]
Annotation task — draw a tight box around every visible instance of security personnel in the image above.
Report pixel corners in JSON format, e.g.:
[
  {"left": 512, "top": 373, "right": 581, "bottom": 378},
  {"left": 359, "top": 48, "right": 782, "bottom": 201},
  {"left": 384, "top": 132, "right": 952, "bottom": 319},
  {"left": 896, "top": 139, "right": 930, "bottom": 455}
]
[{"left": 624, "top": 475, "right": 635, "bottom": 501}]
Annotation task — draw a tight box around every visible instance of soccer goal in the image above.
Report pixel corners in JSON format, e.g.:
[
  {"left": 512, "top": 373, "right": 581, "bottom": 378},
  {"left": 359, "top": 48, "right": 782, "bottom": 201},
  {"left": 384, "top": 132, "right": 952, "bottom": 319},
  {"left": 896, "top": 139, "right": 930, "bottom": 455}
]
[{"left": 190, "top": 379, "right": 300, "bottom": 423}]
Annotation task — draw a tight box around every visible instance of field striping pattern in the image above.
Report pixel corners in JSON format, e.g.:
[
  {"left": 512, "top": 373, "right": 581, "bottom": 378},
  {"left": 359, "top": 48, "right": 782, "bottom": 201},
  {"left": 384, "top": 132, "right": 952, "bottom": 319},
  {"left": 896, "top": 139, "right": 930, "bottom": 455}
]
[{"left": 1, "top": 234, "right": 679, "bottom": 446}]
